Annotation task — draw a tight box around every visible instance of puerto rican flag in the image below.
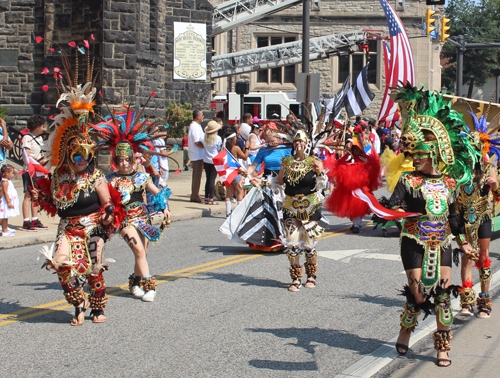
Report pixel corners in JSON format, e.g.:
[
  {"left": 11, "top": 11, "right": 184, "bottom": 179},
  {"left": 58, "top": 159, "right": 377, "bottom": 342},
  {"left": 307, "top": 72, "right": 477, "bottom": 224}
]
[
  {"left": 352, "top": 188, "right": 421, "bottom": 220},
  {"left": 22, "top": 143, "right": 50, "bottom": 178},
  {"left": 213, "top": 149, "right": 241, "bottom": 187},
  {"left": 377, "top": 0, "right": 415, "bottom": 125}
]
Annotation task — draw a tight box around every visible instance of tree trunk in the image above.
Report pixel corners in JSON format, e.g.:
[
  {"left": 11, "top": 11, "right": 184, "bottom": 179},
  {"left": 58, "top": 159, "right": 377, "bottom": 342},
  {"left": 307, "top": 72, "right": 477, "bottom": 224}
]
[{"left": 467, "top": 78, "right": 475, "bottom": 99}]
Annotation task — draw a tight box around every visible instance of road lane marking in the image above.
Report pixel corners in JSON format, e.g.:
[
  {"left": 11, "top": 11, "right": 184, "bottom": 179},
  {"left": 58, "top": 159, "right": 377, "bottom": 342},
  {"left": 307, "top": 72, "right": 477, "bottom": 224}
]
[
  {"left": 0, "top": 254, "right": 263, "bottom": 327},
  {"left": 0, "top": 253, "right": 252, "bottom": 322},
  {"left": 319, "top": 250, "right": 369, "bottom": 260},
  {"left": 0, "top": 220, "right": 373, "bottom": 326}
]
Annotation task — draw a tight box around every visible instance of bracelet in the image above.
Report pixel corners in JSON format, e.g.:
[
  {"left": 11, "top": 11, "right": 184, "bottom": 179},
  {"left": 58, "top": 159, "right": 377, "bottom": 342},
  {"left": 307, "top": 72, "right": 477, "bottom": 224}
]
[{"left": 456, "top": 234, "right": 468, "bottom": 248}]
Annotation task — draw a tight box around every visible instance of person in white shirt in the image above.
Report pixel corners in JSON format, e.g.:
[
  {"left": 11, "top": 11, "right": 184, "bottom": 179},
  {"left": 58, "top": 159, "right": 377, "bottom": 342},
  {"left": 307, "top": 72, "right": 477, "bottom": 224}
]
[
  {"left": 203, "top": 120, "right": 222, "bottom": 205},
  {"left": 240, "top": 113, "right": 252, "bottom": 142},
  {"left": 188, "top": 110, "right": 205, "bottom": 203},
  {"left": 153, "top": 131, "right": 174, "bottom": 188}
]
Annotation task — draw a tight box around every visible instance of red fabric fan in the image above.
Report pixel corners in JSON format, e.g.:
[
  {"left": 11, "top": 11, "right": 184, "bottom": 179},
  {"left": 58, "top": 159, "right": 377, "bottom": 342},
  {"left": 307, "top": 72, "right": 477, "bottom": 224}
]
[
  {"left": 324, "top": 152, "right": 382, "bottom": 219},
  {"left": 34, "top": 178, "right": 57, "bottom": 217}
]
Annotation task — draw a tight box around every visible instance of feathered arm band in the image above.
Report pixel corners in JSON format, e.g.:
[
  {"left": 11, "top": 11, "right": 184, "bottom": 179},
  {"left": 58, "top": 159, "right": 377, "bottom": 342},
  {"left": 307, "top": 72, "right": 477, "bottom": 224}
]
[{"left": 153, "top": 186, "right": 171, "bottom": 212}]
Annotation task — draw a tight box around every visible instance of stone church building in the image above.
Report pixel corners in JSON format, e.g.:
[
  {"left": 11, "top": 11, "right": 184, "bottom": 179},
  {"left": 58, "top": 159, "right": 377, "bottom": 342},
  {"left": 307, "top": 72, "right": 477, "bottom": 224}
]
[{"left": 0, "top": 0, "right": 214, "bottom": 124}]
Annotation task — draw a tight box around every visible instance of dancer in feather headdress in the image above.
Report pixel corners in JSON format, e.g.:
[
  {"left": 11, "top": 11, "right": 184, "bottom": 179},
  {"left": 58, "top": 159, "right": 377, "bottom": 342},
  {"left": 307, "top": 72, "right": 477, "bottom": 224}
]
[
  {"left": 457, "top": 105, "right": 500, "bottom": 319},
  {"left": 32, "top": 36, "right": 115, "bottom": 325},
  {"left": 388, "top": 85, "right": 478, "bottom": 367},
  {"left": 224, "top": 107, "right": 341, "bottom": 291},
  {"left": 91, "top": 103, "right": 171, "bottom": 302}
]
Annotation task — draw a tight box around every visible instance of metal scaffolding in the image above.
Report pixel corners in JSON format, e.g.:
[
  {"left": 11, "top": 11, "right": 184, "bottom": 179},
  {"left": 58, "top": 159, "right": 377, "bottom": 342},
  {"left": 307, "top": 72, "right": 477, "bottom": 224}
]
[
  {"left": 211, "top": 30, "right": 367, "bottom": 78},
  {"left": 212, "top": 0, "right": 302, "bottom": 35}
]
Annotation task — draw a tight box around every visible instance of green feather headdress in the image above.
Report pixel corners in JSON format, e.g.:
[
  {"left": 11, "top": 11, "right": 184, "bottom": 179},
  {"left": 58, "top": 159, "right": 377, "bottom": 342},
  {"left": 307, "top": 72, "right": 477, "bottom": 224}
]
[{"left": 393, "top": 84, "right": 480, "bottom": 183}]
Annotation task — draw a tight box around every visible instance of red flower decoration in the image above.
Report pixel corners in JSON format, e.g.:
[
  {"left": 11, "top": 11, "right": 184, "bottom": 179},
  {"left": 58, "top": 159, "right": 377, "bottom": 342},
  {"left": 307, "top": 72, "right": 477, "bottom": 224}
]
[
  {"left": 53, "top": 67, "right": 60, "bottom": 73},
  {"left": 68, "top": 41, "right": 76, "bottom": 48},
  {"left": 41, "top": 67, "right": 49, "bottom": 74},
  {"left": 36, "top": 36, "right": 43, "bottom": 43},
  {"left": 49, "top": 115, "right": 54, "bottom": 120},
  {"left": 151, "top": 91, "right": 156, "bottom": 97},
  {"left": 84, "top": 40, "right": 89, "bottom": 49},
  {"left": 42, "top": 85, "right": 48, "bottom": 92},
  {"left": 47, "top": 47, "right": 54, "bottom": 52},
  {"left": 99, "top": 91, "right": 103, "bottom": 97},
  {"left": 175, "top": 169, "right": 181, "bottom": 175},
  {"left": 91, "top": 34, "right": 95, "bottom": 40}
]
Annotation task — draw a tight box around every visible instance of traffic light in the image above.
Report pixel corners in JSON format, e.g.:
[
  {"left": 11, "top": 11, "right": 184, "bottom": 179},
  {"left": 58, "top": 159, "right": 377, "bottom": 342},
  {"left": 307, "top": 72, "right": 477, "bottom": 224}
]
[
  {"left": 440, "top": 17, "right": 451, "bottom": 42},
  {"left": 425, "top": 8, "right": 436, "bottom": 36}
]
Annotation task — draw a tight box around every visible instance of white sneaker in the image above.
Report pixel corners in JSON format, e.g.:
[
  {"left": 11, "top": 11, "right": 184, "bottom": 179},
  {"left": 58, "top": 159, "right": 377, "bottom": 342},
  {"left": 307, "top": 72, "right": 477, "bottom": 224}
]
[
  {"left": 130, "top": 285, "right": 145, "bottom": 297},
  {"left": 2, "top": 231, "right": 15, "bottom": 237},
  {"left": 142, "top": 290, "right": 156, "bottom": 302},
  {"left": 8, "top": 227, "right": 15, "bottom": 232}
]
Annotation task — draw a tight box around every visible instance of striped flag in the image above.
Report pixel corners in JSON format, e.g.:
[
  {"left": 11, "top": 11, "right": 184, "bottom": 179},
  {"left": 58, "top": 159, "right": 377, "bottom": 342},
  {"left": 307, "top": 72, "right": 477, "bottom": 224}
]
[
  {"left": 213, "top": 149, "right": 241, "bottom": 187},
  {"left": 377, "top": 0, "right": 415, "bottom": 124},
  {"left": 325, "top": 74, "right": 350, "bottom": 123},
  {"left": 352, "top": 188, "right": 421, "bottom": 220},
  {"left": 344, "top": 63, "right": 375, "bottom": 118}
]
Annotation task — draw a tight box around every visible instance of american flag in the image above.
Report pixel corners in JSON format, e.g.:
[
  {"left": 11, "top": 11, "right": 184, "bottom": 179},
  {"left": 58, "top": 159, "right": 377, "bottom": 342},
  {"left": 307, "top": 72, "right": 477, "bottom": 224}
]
[
  {"left": 213, "top": 149, "right": 241, "bottom": 187},
  {"left": 377, "top": 0, "right": 415, "bottom": 125}
]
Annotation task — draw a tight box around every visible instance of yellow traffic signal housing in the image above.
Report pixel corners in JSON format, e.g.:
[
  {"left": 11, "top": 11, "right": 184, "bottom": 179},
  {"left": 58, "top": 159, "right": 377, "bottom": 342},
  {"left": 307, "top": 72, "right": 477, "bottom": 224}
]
[
  {"left": 425, "top": 8, "right": 436, "bottom": 36},
  {"left": 441, "top": 17, "right": 451, "bottom": 42}
]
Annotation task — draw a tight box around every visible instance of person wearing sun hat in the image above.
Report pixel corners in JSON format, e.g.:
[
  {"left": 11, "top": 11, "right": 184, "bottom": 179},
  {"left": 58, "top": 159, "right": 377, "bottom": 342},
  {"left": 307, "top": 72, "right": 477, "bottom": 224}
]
[{"left": 203, "top": 120, "right": 223, "bottom": 205}]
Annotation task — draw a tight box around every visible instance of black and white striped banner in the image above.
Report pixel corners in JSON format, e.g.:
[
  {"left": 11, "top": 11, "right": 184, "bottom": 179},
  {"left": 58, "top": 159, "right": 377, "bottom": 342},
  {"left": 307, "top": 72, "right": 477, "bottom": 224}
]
[
  {"left": 325, "top": 74, "right": 350, "bottom": 123},
  {"left": 345, "top": 63, "right": 375, "bottom": 118}
]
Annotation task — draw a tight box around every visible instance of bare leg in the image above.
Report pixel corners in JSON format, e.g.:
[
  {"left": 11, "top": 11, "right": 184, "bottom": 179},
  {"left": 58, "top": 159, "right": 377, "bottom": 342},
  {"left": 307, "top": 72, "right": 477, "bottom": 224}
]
[
  {"left": 1, "top": 218, "right": 8, "bottom": 233},
  {"left": 121, "top": 227, "right": 150, "bottom": 277},
  {"left": 396, "top": 268, "right": 425, "bottom": 353}
]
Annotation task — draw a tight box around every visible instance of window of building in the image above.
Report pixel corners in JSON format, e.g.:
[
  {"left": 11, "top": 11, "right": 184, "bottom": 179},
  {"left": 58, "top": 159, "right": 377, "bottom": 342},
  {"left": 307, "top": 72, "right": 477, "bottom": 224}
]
[
  {"left": 255, "top": 35, "right": 297, "bottom": 86},
  {"left": 336, "top": 40, "right": 379, "bottom": 88}
]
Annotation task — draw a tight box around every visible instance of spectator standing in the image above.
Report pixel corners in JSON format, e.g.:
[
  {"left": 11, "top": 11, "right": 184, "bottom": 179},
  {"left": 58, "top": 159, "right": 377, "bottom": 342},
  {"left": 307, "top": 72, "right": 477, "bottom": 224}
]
[
  {"left": 0, "top": 118, "right": 14, "bottom": 167},
  {"left": 154, "top": 130, "right": 174, "bottom": 188},
  {"left": 188, "top": 110, "right": 205, "bottom": 203},
  {"left": 21, "top": 115, "right": 48, "bottom": 231},
  {"left": 203, "top": 120, "right": 222, "bottom": 205},
  {"left": 145, "top": 145, "right": 160, "bottom": 213},
  {"left": 240, "top": 113, "right": 252, "bottom": 142}
]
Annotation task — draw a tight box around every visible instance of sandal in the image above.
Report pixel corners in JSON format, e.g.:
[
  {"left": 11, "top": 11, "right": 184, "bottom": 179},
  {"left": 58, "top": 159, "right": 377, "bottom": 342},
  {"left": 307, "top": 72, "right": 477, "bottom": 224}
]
[
  {"left": 305, "top": 276, "right": 316, "bottom": 288},
  {"left": 205, "top": 199, "right": 219, "bottom": 205},
  {"left": 477, "top": 307, "right": 491, "bottom": 319},
  {"left": 70, "top": 300, "right": 89, "bottom": 326},
  {"left": 91, "top": 310, "right": 107, "bottom": 324},
  {"left": 395, "top": 343, "right": 408, "bottom": 355},
  {"left": 288, "top": 280, "right": 302, "bottom": 292},
  {"left": 436, "top": 351, "right": 452, "bottom": 367},
  {"left": 459, "top": 305, "right": 474, "bottom": 317}
]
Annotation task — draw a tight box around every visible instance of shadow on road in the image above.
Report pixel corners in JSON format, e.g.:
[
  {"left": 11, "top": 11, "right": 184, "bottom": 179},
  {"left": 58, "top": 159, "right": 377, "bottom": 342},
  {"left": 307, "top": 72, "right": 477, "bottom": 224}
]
[
  {"left": 191, "top": 271, "right": 286, "bottom": 288},
  {"left": 247, "top": 326, "right": 383, "bottom": 371}
]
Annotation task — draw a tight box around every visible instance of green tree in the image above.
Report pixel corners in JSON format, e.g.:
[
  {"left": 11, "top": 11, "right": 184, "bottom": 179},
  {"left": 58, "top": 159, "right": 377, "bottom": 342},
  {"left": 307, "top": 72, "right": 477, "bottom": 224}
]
[
  {"left": 442, "top": 0, "right": 500, "bottom": 98},
  {"left": 0, "top": 105, "right": 9, "bottom": 120},
  {"left": 164, "top": 101, "right": 193, "bottom": 137}
]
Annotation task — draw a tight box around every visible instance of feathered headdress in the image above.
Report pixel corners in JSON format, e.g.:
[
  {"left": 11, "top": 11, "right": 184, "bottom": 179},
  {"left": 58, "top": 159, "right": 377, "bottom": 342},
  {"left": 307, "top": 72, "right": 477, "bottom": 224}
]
[
  {"left": 270, "top": 105, "right": 348, "bottom": 156},
  {"left": 463, "top": 100, "right": 500, "bottom": 164},
  {"left": 36, "top": 36, "right": 99, "bottom": 170},
  {"left": 90, "top": 97, "right": 178, "bottom": 171},
  {"left": 393, "top": 84, "right": 480, "bottom": 184}
]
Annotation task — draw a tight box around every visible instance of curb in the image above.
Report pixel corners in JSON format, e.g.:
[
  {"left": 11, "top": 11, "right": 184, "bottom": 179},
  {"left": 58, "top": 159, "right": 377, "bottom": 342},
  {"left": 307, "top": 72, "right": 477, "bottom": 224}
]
[{"left": 1, "top": 203, "right": 230, "bottom": 250}]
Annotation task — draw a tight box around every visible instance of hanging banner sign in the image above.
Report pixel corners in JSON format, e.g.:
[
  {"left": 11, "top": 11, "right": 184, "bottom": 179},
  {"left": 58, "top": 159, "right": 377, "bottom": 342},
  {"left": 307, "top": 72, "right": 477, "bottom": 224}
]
[{"left": 174, "top": 22, "right": 207, "bottom": 81}]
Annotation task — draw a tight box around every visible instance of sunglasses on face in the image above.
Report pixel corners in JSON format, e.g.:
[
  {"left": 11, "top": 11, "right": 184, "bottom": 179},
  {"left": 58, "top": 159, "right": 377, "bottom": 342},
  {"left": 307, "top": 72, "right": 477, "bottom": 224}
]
[{"left": 72, "top": 155, "right": 91, "bottom": 163}]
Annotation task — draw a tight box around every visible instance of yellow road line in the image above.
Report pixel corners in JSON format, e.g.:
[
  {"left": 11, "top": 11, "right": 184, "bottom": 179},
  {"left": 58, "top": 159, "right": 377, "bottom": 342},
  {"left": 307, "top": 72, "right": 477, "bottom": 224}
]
[
  {"left": 0, "top": 254, "right": 262, "bottom": 327},
  {"left": 0, "top": 253, "right": 249, "bottom": 321},
  {"left": 0, "top": 220, "right": 375, "bottom": 326}
]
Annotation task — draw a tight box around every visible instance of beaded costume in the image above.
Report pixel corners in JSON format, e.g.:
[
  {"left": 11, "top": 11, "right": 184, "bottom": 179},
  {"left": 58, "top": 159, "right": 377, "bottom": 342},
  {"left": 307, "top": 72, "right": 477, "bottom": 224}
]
[
  {"left": 35, "top": 36, "right": 114, "bottom": 323},
  {"left": 389, "top": 85, "right": 478, "bottom": 355},
  {"left": 456, "top": 107, "right": 500, "bottom": 316},
  {"left": 91, "top": 103, "right": 171, "bottom": 300}
]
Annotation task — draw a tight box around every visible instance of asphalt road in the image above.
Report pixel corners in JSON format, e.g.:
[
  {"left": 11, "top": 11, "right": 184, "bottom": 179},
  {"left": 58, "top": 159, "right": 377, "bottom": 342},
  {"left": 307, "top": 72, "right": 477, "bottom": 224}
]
[{"left": 2, "top": 206, "right": 500, "bottom": 377}]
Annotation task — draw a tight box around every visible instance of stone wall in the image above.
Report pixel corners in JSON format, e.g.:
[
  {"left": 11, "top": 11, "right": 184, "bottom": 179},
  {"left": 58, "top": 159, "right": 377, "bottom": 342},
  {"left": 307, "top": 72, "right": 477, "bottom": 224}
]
[{"left": 0, "top": 0, "right": 214, "bottom": 126}]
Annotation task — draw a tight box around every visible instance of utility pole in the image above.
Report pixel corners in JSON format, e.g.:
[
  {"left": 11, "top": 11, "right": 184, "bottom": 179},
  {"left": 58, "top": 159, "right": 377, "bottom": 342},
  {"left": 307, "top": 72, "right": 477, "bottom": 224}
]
[
  {"left": 302, "top": 0, "right": 310, "bottom": 74},
  {"left": 457, "top": 35, "right": 464, "bottom": 96}
]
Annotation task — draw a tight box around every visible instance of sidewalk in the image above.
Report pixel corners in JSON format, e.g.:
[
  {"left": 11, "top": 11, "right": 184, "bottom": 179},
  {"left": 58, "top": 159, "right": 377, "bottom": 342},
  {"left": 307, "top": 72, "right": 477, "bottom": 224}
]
[
  {"left": 0, "top": 168, "right": 230, "bottom": 249},
  {"left": 388, "top": 292, "right": 500, "bottom": 377}
]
